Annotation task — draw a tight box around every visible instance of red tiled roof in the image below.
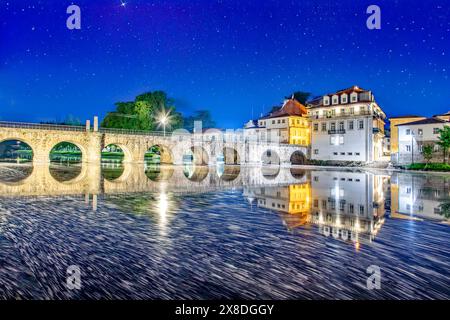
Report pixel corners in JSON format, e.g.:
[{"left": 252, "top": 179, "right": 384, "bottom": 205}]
[{"left": 261, "top": 99, "right": 307, "bottom": 119}]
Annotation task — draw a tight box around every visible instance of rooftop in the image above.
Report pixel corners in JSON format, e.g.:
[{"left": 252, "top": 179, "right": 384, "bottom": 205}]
[
  {"left": 389, "top": 115, "right": 424, "bottom": 119},
  {"left": 396, "top": 117, "right": 449, "bottom": 127},
  {"left": 260, "top": 98, "right": 307, "bottom": 119}
]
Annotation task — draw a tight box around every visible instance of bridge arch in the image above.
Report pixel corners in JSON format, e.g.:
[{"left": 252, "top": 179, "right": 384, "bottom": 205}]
[
  {"left": 49, "top": 141, "right": 85, "bottom": 164},
  {"left": 0, "top": 139, "right": 34, "bottom": 163},
  {"left": 261, "top": 149, "right": 280, "bottom": 166},
  {"left": 183, "top": 164, "right": 209, "bottom": 182},
  {"left": 217, "top": 165, "right": 240, "bottom": 182},
  {"left": 102, "top": 143, "right": 132, "bottom": 164},
  {"left": 290, "top": 150, "right": 306, "bottom": 165},
  {"left": 186, "top": 146, "right": 209, "bottom": 165},
  {"left": 221, "top": 147, "right": 240, "bottom": 165},
  {"left": 145, "top": 144, "right": 174, "bottom": 164}
]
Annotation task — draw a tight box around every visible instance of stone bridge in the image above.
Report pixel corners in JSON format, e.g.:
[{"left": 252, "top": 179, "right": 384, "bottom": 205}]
[{"left": 0, "top": 121, "right": 309, "bottom": 166}]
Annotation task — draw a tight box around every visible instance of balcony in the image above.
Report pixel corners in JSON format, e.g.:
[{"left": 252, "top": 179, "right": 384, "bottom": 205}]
[{"left": 328, "top": 129, "right": 346, "bottom": 134}]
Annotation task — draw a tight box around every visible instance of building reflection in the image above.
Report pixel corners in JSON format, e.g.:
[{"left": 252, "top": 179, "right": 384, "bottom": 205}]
[
  {"left": 391, "top": 172, "right": 450, "bottom": 221},
  {"left": 245, "top": 170, "right": 389, "bottom": 245}
]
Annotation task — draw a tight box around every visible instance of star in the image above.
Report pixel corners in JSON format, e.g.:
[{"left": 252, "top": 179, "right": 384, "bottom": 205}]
[{"left": 120, "top": 1, "right": 127, "bottom": 7}]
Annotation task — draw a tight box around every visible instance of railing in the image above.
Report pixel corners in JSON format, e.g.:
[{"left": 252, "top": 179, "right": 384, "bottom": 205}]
[
  {"left": 0, "top": 121, "right": 169, "bottom": 136},
  {"left": 328, "top": 129, "right": 346, "bottom": 134},
  {"left": 0, "top": 121, "right": 85, "bottom": 132},
  {"left": 98, "top": 127, "right": 168, "bottom": 136}
]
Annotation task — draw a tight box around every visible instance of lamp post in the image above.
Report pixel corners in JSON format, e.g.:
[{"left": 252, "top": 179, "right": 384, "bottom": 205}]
[{"left": 160, "top": 116, "right": 167, "bottom": 137}]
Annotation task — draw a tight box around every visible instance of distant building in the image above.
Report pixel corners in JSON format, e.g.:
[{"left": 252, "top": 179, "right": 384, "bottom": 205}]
[
  {"left": 307, "top": 86, "right": 386, "bottom": 163},
  {"left": 396, "top": 117, "right": 449, "bottom": 165},
  {"left": 245, "top": 97, "right": 310, "bottom": 145},
  {"left": 389, "top": 115, "right": 426, "bottom": 163}
]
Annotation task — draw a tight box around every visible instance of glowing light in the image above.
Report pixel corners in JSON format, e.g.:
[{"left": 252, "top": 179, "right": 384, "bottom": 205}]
[
  {"left": 120, "top": 1, "right": 127, "bottom": 7},
  {"left": 355, "top": 241, "right": 360, "bottom": 251}
]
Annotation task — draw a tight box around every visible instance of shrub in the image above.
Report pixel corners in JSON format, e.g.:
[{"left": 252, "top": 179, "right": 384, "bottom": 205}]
[{"left": 407, "top": 163, "right": 450, "bottom": 172}]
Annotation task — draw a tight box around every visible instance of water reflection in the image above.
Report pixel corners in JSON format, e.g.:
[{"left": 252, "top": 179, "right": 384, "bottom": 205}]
[{"left": 0, "top": 163, "right": 449, "bottom": 299}]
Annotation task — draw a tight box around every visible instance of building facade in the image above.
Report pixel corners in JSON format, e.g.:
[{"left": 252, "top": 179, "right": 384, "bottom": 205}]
[
  {"left": 244, "top": 97, "right": 310, "bottom": 146},
  {"left": 396, "top": 117, "right": 449, "bottom": 165},
  {"left": 306, "top": 86, "right": 386, "bottom": 163},
  {"left": 389, "top": 115, "right": 426, "bottom": 163}
]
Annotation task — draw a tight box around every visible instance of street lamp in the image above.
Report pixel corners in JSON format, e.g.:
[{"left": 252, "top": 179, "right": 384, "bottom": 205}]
[{"left": 159, "top": 115, "right": 168, "bottom": 137}]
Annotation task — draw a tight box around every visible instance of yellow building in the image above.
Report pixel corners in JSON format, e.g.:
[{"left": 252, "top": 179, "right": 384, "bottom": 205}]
[
  {"left": 257, "top": 98, "right": 310, "bottom": 146},
  {"left": 389, "top": 115, "right": 426, "bottom": 154}
]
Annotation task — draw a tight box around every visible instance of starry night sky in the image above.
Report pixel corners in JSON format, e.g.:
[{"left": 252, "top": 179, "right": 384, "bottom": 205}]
[{"left": 1, "top": 0, "right": 449, "bottom": 128}]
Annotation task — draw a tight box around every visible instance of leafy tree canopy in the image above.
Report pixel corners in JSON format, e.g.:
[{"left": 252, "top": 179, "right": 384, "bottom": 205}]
[
  {"left": 101, "top": 91, "right": 184, "bottom": 131},
  {"left": 183, "top": 110, "right": 216, "bottom": 132},
  {"left": 285, "top": 91, "right": 311, "bottom": 105}
]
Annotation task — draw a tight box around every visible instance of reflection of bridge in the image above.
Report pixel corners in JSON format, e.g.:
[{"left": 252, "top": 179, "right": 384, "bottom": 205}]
[
  {"left": 0, "top": 163, "right": 308, "bottom": 198},
  {"left": 0, "top": 122, "right": 308, "bottom": 165}
]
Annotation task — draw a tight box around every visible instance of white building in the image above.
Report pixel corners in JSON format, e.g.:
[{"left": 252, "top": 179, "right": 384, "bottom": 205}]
[
  {"left": 396, "top": 117, "right": 449, "bottom": 165},
  {"left": 307, "top": 86, "right": 386, "bottom": 163}
]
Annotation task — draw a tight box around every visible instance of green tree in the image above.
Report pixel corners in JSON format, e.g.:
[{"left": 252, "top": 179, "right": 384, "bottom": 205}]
[
  {"left": 437, "top": 126, "right": 450, "bottom": 163},
  {"left": 438, "top": 202, "right": 450, "bottom": 219},
  {"left": 286, "top": 91, "right": 311, "bottom": 105},
  {"left": 101, "top": 91, "right": 184, "bottom": 131},
  {"left": 422, "top": 144, "right": 434, "bottom": 168},
  {"left": 183, "top": 110, "right": 216, "bottom": 132}
]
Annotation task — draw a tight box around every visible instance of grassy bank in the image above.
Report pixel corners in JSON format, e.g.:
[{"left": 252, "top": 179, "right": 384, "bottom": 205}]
[{"left": 407, "top": 163, "right": 450, "bottom": 172}]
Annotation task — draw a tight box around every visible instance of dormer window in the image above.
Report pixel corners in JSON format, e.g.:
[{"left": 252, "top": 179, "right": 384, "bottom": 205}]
[
  {"left": 350, "top": 92, "right": 358, "bottom": 102},
  {"left": 332, "top": 95, "right": 339, "bottom": 105},
  {"left": 341, "top": 94, "right": 348, "bottom": 104},
  {"left": 323, "top": 96, "right": 330, "bottom": 106}
]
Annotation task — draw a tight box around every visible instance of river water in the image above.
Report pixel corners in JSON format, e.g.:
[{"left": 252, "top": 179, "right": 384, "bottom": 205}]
[{"left": 0, "top": 163, "right": 449, "bottom": 299}]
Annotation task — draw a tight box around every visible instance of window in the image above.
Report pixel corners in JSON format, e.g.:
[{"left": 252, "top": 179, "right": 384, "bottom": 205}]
[
  {"left": 277, "top": 119, "right": 281, "bottom": 124},
  {"left": 314, "top": 199, "right": 319, "bottom": 208},
  {"left": 348, "top": 152, "right": 353, "bottom": 155},
  {"left": 406, "top": 129, "right": 411, "bottom": 135},
  {"left": 282, "top": 119, "right": 285, "bottom": 123},
  {"left": 418, "top": 129, "right": 423, "bottom": 135},
  {"left": 322, "top": 200, "right": 327, "bottom": 209},
  {"left": 340, "top": 108, "right": 345, "bottom": 115},
  {"left": 313, "top": 123, "right": 319, "bottom": 131},
  {"left": 359, "top": 205, "right": 365, "bottom": 215},
  {"left": 314, "top": 176, "right": 319, "bottom": 182},
  {"left": 433, "top": 128, "right": 440, "bottom": 134},
  {"left": 333, "top": 97, "right": 338, "bottom": 104},
  {"left": 321, "top": 122, "right": 327, "bottom": 131},
  {"left": 340, "top": 152, "right": 345, "bottom": 155},
  {"left": 314, "top": 149, "right": 319, "bottom": 155},
  {"left": 349, "top": 204, "right": 354, "bottom": 214},
  {"left": 331, "top": 122, "right": 336, "bottom": 131},
  {"left": 333, "top": 152, "right": 338, "bottom": 155},
  {"left": 351, "top": 95, "right": 357, "bottom": 102},
  {"left": 406, "top": 145, "right": 411, "bottom": 152},
  {"left": 418, "top": 144, "right": 423, "bottom": 152},
  {"left": 272, "top": 120, "right": 275, "bottom": 124},
  {"left": 434, "top": 144, "right": 440, "bottom": 152},
  {"left": 350, "top": 107, "right": 354, "bottom": 114},
  {"left": 348, "top": 120, "right": 354, "bottom": 130},
  {"left": 342, "top": 96, "right": 347, "bottom": 104},
  {"left": 355, "top": 152, "right": 360, "bottom": 156},
  {"left": 358, "top": 120, "right": 364, "bottom": 129},
  {"left": 339, "top": 122, "right": 345, "bottom": 131}
]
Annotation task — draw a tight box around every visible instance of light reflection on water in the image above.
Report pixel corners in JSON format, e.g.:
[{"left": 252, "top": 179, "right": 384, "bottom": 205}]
[{"left": 0, "top": 163, "right": 449, "bottom": 299}]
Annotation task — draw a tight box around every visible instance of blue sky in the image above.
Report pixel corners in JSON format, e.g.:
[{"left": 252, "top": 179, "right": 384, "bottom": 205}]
[{"left": 1, "top": 0, "right": 449, "bottom": 128}]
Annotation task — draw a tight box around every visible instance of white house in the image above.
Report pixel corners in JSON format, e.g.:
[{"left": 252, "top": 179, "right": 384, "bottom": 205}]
[
  {"left": 396, "top": 117, "right": 449, "bottom": 165},
  {"left": 307, "top": 86, "right": 386, "bottom": 163}
]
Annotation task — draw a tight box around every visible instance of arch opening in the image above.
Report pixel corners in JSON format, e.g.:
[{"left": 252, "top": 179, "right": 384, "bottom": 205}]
[
  {"left": 217, "top": 163, "right": 240, "bottom": 181},
  {"left": 50, "top": 142, "right": 83, "bottom": 165},
  {"left": 261, "top": 149, "right": 280, "bottom": 166},
  {"left": 145, "top": 145, "right": 173, "bottom": 165},
  {"left": 261, "top": 166, "right": 280, "bottom": 179},
  {"left": 0, "top": 139, "right": 33, "bottom": 164},
  {"left": 49, "top": 142, "right": 83, "bottom": 182},
  {"left": 101, "top": 144, "right": 126, "bottom": 181},
  {"left": 184, "top": 146, "right": 209, "bottom": 166},
  {"left": 220, "top": 147, "right": 240, "bottom": 165},
  {"left": 290, "top": 168, "right": 307, "bottom": 179},
  {"left": 145, "top": 163, "right": 174, "bottom": 182},
  {"left": 183, "top": 164, "right": 209, "bottom": 182},
  {"left": 290, "top": 151, "right": 306, "bottom": 165}
]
